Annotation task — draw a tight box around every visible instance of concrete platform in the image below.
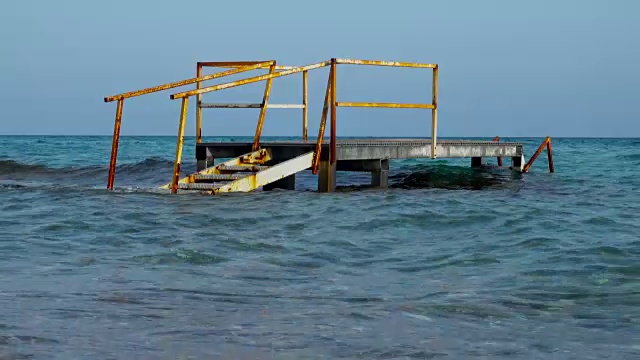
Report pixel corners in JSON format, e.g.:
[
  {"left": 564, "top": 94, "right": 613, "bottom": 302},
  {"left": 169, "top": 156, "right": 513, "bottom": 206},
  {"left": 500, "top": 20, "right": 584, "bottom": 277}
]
[{"left": 195, "top": 139, "right": 525, "bottom": 192}]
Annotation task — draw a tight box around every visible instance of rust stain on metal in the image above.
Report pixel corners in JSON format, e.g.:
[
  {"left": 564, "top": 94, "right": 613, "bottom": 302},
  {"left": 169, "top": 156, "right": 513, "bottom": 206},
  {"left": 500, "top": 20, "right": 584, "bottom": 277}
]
[
  {"left": 107, "top": 98, "right": 124, "bottom": 190},
  {"left": 336, "top": 58, "right": 437, "bottom": 68},
  {"left": 195, "top": 63, "right": 203, "bottom": 144},
  {"left": 336, "top": 102, "right": 434, "bottom": 109},
  {"left": 170, "top": 61, "right": 331, "bottom": 100},
  {"left": 303, "top": 70, "right": 308, "bottom": 140},
  {"left": 312, "top": 67, "right": 333, "bottom": 174},
  {"left": 253, "top": 63, "right": 277, "bottom": 151},
  {"left": 330, "top": 59, "right": 337, "bottom": 166},
  {"left": 547, "top": 137, "right": 554, "bottom": 173},
  {"left": 523, "top": 137, "right": 551, "bottom": 173},
  {"left": 171, "top": 97, "right": 189, "bottom": 194},
  {"left": 199, "top": 61, "right": 296, "bottom": 70},
  {"left": 431, "top": 65, "right": 439, "bottom": 158},
  {"left": 492, "top": 136, "right": 503, "bottom": 166},
  {"left": 104, "top": 61, "right": 274, "bottom": 102}
]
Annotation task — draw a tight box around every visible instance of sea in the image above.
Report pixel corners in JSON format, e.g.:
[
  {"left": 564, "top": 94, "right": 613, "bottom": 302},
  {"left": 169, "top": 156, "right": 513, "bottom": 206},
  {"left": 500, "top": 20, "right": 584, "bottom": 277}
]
[{"left": 0, "top": 135, "right": 638, "bottom": 359}]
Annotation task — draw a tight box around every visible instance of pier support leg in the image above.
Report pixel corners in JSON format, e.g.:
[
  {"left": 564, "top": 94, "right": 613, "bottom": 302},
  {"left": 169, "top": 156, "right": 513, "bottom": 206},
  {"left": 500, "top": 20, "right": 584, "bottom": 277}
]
[
  {"left": 196, "top": 147, "right": 214, "bottom": 172},
  {"left": 371, "top": 159, "right": 389, "bottom": 188},
  {"left": 471, "top": 157, "right": 483, "bottom": 168},
  {"left": 512, "top": 155, "right": 524, "bottom": 172},
  {"left": 264, "top": 174, "right": 296, "bottom": 191},
  {"left": 318, "top": 160, "right": 336, "bottom": 193}
]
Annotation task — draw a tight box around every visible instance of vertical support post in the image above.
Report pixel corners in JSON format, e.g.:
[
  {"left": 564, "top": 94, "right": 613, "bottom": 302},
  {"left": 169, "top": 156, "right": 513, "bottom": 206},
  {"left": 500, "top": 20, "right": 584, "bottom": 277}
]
[
  {"left": 547, "top": 137, "right": 554, "bottom": 173},
  {"left": 253, "top": 61, "right": 276, "bottom": 151},
  {"left": 371, "top": 159, "right": 389, "bottom": 188},
  {"left": 195, "top": 63, "right": 203, "bottom": 144},
  {"left": 492, "top": 136, "right": 503, "bottom": 166},
  {"left": 107, "top": 98, "right": 124, "bottom": 190},
  {"left": 312, "top": 66, "right": 333, "bottom": 175},
  {"left": 171, "top": 97, "right": 190, "bottom": 194},
  {"left": 318, "top": 160, "right": 337, "bottom": 193},
  {"left": 431, "top": 65, "right": 439, "bottom": 158},
  {"left": 330, "top": 58, "right": 337, "bottom": 166},
  {"left": 302, "top": 70, "right": 308, "bottom": 140}
]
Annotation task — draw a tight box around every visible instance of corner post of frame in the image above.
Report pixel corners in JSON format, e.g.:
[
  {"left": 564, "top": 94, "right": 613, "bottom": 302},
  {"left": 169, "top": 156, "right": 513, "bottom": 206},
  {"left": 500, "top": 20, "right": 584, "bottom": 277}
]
[
  {"left": 253, "top": 61, "right": 277, "bottom": 151},
  {"left": 431, "top": 64, "right": 439, "bottom": 158},
  {"left": 195, "top": 62, "right": 203, "bottom": 144},
  {"left": 171, "top": 97, "right": 190, "bottom": 194},
  {"left": 330, "top": 58, "right": 337, "bottom": 165},
  {"left": 303, "top": 70, "right": 309, "bottom": 140},
  {"left": 547, "top": 137, "right": 554, "bottom": 173},
  {"left": 107, "top": 98, "right": 124, "bottom": 190}
]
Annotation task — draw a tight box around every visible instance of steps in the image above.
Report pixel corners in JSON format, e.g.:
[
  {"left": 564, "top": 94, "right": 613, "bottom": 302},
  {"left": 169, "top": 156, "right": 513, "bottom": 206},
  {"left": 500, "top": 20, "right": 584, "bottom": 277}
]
[{"left": 159, "top": 148, "right": 314, "bottom": 194}]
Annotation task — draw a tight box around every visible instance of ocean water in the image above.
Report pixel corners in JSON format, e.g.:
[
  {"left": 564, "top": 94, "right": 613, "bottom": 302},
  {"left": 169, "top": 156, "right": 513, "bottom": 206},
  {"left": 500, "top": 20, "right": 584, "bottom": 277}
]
[{"left": 0, "top": 135, "right": 638, "bottom": 359}]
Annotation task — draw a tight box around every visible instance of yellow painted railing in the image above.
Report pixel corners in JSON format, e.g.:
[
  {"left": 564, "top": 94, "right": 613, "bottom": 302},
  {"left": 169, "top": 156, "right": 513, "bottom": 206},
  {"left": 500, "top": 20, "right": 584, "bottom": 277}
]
[
  {"left": 104, "top": 57, "right": 439, "bottom": 193},
  {"left": 103, "top": 61, "right": 278, "bottom": 190}
]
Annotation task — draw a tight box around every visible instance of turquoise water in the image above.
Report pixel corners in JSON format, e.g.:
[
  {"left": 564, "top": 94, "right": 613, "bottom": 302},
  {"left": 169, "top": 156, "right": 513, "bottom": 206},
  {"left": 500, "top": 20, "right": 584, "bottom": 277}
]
[{"left": 1, "top": 135, "right": 639, "bottom": 359}]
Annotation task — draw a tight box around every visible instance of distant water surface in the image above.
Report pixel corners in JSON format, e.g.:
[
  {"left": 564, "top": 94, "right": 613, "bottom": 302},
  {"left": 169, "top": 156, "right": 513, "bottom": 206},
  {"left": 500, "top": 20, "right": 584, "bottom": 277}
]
[{"left": 0, "top": 136, "right": 638, "bottom": 359}]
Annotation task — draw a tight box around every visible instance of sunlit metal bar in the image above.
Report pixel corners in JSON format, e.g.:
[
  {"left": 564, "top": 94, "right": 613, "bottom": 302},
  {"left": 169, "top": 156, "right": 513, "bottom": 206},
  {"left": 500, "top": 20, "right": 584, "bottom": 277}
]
[
  {"left": 104, "top": 61, "right": 275, "bottom": 102},
  {"left": 312, "top": 66, "right": 333, "bottom": 174},
  {"left": 330, "top": 59, "right": 337, "bottom": 165},
  {"left": 336, "top": 102, "right": 435, "bottom": 109},
  {"left": 253, "top": 63, "right": 277, "bottom": 151},
  {"left": 171, "top": 98, "right": 190, "bottom": 194},
  {"left": 195, "top": 63, "right": 203, "bottom": 143},
  {"left": 431, "top": 65, "right": 439, "bottom": 158},
  {"left": 170, "top": 61, "right": 331, "bottom": 99},
  {"left": 199, "top": 103, "right": 305, "bottom": 109},
  {"left": 336, "top": 58, "right": 437, "bottom": 68},
  {"left": 303, "top": 70, "right": 308, "bottom": 140},
  {"left": 107, "top": 98, "right": 124, "bottom": 190},
  {"left": 199, "top": 61, "right": 296, "bottom": 70}
]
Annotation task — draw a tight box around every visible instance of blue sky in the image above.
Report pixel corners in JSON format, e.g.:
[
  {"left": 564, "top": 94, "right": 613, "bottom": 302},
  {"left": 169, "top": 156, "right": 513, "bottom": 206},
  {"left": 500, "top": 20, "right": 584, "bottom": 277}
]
[{"left": 2, "top": 0, "right": 638, "bottom": 137}]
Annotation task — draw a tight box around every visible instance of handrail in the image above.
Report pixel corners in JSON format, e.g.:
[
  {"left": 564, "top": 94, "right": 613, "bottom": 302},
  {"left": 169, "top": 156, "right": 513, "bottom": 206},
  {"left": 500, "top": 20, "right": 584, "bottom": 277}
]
[
  {"left": 165, "top": 57, "right": 439, "bottom": 193},
  {"left": 104, "top": 61, "right": 275, "bottom": 190},
  {"left": 104, "top": 61, "right": 275, "bottom": 102},
  {"left": 170, "top": 60, "right": 332, "bottom": 99}
]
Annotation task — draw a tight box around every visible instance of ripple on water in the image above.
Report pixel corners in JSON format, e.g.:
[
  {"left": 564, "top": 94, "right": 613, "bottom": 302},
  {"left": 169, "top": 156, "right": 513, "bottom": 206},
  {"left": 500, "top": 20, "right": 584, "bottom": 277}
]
[{"left": 130, "top": 249, "right": 228, "bottom": 265}]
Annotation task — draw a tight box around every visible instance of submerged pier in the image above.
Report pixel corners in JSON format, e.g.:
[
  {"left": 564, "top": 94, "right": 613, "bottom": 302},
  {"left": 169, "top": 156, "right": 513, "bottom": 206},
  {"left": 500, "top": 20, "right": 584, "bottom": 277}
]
[{"left": 104, "top": 58, "right": 553, "bottom": 194}]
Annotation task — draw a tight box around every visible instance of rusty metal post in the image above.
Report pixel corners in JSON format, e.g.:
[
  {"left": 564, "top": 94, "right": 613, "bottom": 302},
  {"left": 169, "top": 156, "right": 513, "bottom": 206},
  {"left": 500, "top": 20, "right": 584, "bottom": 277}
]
[
  {"left": 171, "top": 97, "right": 190, "bottom": 194},
  {"left": 107, "top": 98, "right": 124, "bottom": 190},
  {"left": 253, "top": 62, "right": 277, "bottom": 151},
  {"left": 312, "top": 67, "right": 333, "bottom": 174},
  {"left": 303, "top": 70, "right": 308, "bottom": 140},
  {"left": 523, "top": 137, "right": 550, "bottom": 173},
  {"left": 431, "top": 65, "right": 439, "bottom": 158},
  {"left": 330, "top": 58, "right": 337, "bottom": 166},
  {"left": 547, "top": 137, "right": 554, "bottom": 173},
  {"left": 492, "top": 136, "right": 503, "bottom": 166},
  {"left": 195, "top": 63, "right": 203, "bottom": 144}
]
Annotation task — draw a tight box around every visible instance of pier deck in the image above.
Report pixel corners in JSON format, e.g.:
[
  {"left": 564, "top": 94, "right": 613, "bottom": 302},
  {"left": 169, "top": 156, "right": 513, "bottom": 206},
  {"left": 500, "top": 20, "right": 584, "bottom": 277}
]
[{"left": 195, "top": 138, "right": 525, "bottom": 192}]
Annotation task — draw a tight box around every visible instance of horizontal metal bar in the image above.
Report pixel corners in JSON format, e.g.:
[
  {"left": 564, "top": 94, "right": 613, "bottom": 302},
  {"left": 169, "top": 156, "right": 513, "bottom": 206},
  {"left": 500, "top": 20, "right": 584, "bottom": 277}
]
[
  {"left": 267, "top": 104, "right": 305, "bottom": 109},
  {"left": 336, "top": 102, "right": 435, "bottom": 109},
  {"left": 198, "top": 61, "right": 297, "bottom": 70},
  {"left": 199, "top": 103, "right": 305, "bottom": 109},
  {"left": 171, "top": 61, "right": 331, "bottom": 99},
  {"left": 335, "top": 58, "right": 437, "bottom": 68},
  {"left": 104, "top": 61, "right": 275, "bottom": 102}
]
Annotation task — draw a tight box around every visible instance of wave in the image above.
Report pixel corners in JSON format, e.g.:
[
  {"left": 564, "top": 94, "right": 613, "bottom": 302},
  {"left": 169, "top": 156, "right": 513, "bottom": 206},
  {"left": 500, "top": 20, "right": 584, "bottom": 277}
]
[
  {"left": 0, "top": 158, "right": 181, "bottom": 188},
  {"left": 389, "top": 163, "right": 519, "bottom": 190}
]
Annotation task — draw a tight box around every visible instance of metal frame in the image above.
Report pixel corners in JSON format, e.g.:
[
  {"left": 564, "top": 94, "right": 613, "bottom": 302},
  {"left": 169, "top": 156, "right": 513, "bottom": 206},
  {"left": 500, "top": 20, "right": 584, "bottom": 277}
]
[{"left": 103, "top": 57, "right": 440, "bottom": 193}]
